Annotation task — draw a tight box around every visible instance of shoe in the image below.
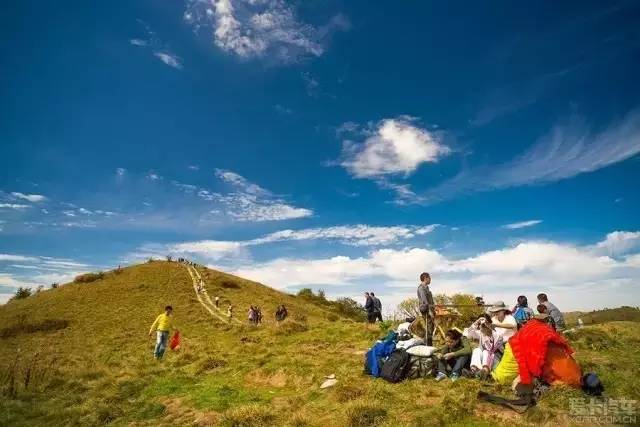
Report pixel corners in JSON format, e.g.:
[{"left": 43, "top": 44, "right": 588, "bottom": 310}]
[
  {"left": 435, "top": 372, "right": 447, "bottom": 382},
  {"left": 451, "top": 373, "right": 460, "bottom": 382},
  {"left": 461, "top": 368, "right": 475, "bottom": 379}
]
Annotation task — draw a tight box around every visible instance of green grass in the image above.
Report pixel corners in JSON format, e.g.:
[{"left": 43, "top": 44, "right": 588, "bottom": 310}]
[{"left": 1, "top": 261, "right": 638, "bottom": 426}]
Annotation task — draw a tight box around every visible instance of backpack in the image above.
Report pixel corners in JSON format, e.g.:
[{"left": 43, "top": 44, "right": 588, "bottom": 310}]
[
  {"left": 406, "top": 355, "right": 435, "bottom": 379},
  {"left": 513, "top": 307, "right": 530, "bottom": 325},
  {"left": 380, "top": 349, "right": 411, "bottom": 383}
]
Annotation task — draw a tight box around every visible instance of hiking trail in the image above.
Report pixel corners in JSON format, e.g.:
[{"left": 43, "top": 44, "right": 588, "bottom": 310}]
[{"left": 184, "top": 263, "right": 242, "bottom": 325}]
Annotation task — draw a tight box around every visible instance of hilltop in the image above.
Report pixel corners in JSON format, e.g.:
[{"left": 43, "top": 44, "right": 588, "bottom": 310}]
[{"left": 1, "top": 261, "right": 639, "bottom": 426}]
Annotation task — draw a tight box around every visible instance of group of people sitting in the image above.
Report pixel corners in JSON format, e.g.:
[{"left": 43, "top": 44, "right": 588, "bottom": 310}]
[
  {"left": 432, "top": 293, "right": 567, "bottom": 383},
  {"left": 364, "top": 292, "right": 383, "bottom": 323}
]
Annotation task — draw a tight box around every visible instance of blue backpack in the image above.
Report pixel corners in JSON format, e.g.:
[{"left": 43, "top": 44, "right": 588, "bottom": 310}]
[{"left": 513, "top": 306, "right": 530, "bottom": 325}]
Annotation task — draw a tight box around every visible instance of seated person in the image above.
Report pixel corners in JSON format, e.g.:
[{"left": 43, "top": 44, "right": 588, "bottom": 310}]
[
  {"left": 536, "top": 304, "right": 557, "bottom": 330},
  {"left": 464, "top": 314, "right": 504, "bottom": 378},
  {"left": 433, "top": 329, "right": 472, "bottom": 382},
  {"left": 512, "top": 295, "right": 535, "bottom": 328},
  {"left": 488, "top": 302, "right": 518, "bottom": 341}
]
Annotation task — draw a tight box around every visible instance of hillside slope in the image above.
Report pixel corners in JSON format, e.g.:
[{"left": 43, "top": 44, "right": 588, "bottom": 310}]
[{"left": 1, "top": 262, "right": 638, "bottom": 426}]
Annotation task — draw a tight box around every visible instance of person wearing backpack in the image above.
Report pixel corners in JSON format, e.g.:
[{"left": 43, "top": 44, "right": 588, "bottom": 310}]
[
  {"left": 512, "top": 295, "right": 534, "bottom": 328},
  {"left": 417, "top": 272, "right": 435, "bottom": 345},
  {"left": 371, "top": 292, "right": 383, "bottom": 322},
  {"left": 537, "top": 293, "right": 566, "bottom": 331},
  {"left": 433, "top": 329, "right": 472, "bottom": 382}
]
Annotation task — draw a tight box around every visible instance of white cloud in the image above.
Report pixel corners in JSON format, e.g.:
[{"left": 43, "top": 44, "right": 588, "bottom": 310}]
[
  {"left": 596, "top": 231, "right": 640, "bottom": 256},
  {"left": 250, "top": 224, "right": 438, "bottom": 246},
  {"left": 212, "top": 169, "right": 312, "bottom": 221},
  {"left": 184, "top": 0, "right": 348, "bottom": 63},
  {"left": 167, "top": 240, "right": 245, "bottom": 261},
  {"left": 188, "top": 165, "right": 200, "bottom": 171},
  {"left": 130, "top": 38, "right": 148, "bottom": 47},
  {"left": 423, "top": 109, "right": 640, "bottom": 203},
  {"left": 153, "top": 52, "right": 183, "bottom": 69},
  {"left": 11, "top": 192, "right": 46, "bottom": 202},
  {"left": 0, "top": 254, "right": 40, "bottom": 262},
  {"left": 116, "top": 167, "right": 126, "bottom": 176},
  {"left": 147, "top": 173, "right": 162, "bottom": 180},
  {"left": 229, "top": 233, "right": 640, "bottom": 311},
  {"left": 339, "top": 117, "right": 451, "bottom": 179},
  {"left": 502, "top": 220, "right": 542, "bottom": 229},
  {"left": 0, "top": 203, "right": 30, "bottom": 209}
]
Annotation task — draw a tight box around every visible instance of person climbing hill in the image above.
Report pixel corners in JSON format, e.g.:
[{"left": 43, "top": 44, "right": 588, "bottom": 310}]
[{"left": 148, "top": 305, "right": 177, "bottom": 360}]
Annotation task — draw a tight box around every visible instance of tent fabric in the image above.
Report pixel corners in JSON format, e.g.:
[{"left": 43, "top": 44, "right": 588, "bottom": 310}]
[
  {"left": 508, "top": 319, "right": 574, "bottom": 385},
  {"left": 491, "top": 343, "right": 520, "bottom": 385},
  {"left": 541, "top": 342, "right": 582, "bottom": 387}
]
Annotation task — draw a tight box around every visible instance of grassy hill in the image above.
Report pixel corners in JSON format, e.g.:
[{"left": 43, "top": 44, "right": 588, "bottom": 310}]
[
  {"left": 1, "top": 261, "right": 638, "bottom": 426},
  {"left": 564, "top": 306, "right": 640, "bottom": 327}
]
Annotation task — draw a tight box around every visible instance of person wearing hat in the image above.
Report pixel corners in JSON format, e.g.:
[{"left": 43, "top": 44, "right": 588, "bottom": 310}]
[{"left": 488, "top": 302, "right": 517, "bottom": 342}]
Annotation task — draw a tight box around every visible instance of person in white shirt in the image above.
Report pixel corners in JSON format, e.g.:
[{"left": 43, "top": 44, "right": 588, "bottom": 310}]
[{"left": 488, "top": 302, "right": 517, "bottom": 342}]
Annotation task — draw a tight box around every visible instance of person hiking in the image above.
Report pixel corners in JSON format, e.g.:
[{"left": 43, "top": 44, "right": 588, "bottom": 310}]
[
  {"left": 512, "top": 295, "right": 534, "bottom": 328},
  {"left": 371, "top": 292, "right": 383, "bottom": 322},
  {"left": 364, "top": 292, "right": 375, "bottom": 323},
  {"left": 248, "top": 306, "right": 256, "bottom": 324},
  {"left": 148, "top": 305, "right": 176, "bottom": 360},
  {"left": 215, "top": 296, "right": 220, "bottom": 308},
  {"left": 537, "top": 293, "right": 566, "bottom": 331},
  {"left": 433, "top": 328, "right": 472, "bottom": 382},
  {"left": 417, "top": 272, "right": 435, "bottom": 346},
  {"left": 227, "top": 304, "right": 234, "bottom": 319},
  {"left": 275, "top": 305, "right": 288, "bottom": 321}
]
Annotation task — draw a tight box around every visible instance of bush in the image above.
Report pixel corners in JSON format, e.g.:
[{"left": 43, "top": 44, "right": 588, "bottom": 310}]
[
  {"left": 74, "top": 272, "right": 105, "bottom": 283},
  {"left": 327, "top": 313, "right": 339, "bottom": 322},
  {"left": 333, "top": 297, "right": 367, "bottom": 322},
  {"left": 296, "top": 288, "right": 314, "bottom": 298},
  {"left": 50, "top": 282, "right": 59, "bottom": 289},
  {"left": 11, "top": 287, "right": 32, "bottom": 300},
  {"left": 221, "top": 280, "right": 240, "bottom": 289}
]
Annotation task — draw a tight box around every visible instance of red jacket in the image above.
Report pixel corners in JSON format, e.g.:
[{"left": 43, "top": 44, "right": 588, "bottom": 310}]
[{"left": 508, "top": 319, "right": 574, "bottom": 385}]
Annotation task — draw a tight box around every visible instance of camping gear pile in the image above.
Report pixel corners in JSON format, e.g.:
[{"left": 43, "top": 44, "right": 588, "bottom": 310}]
[{"left": 364, "top": 318, "right": 437, "bottom": 383}]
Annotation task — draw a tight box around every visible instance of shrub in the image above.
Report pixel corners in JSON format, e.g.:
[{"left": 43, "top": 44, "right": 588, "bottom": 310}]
[
  {"left": 50, "top": 282, "right": 59, "bottom": 289},
  {"left": 296, "top": 288, "right": 314, "bottom": 298},
  {"left": 221, "top": 280, "right": 240, "bottom": 289},
  {"left": 74, "top": 272, "right": 105, "bottom": 283},
  {"left": 333, "top": 297, "right": 367, "bottom": 322},
  {"left": 327, "top": 313, "right": 339, "bottom": 322},
  {"left": 11, "top": 287, "right": 32, "bottom": 300}
]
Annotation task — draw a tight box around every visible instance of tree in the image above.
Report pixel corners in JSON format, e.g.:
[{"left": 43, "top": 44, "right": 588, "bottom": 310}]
[
  {"left": 13, "top": 287, "right": 32, "bottom": 300},
  {"left": 50, "top": 283, "right": 59, "bottom": 289}
]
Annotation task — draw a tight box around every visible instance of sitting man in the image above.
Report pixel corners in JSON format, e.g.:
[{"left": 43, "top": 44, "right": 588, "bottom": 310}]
[{"left": 433, "top": 329, "right": 472, "bottom": 382}]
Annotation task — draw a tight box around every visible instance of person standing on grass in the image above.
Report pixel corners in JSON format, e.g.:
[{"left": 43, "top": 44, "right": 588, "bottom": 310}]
[
  {"left": 364, "top": 292, "right": 374, "bottom": 323},
  {"left": 537, "top": 293, "right": 566, "bottom": 331},
  {"left": 215, "top": 296, "right": 220, "bottom": 308},
  {"left": 227, "top": 304, "right": 234, "bottom": 319},
  {"left": 417, "top": 272, "right": 435, "bottom": 346},
  {"left": 148, "top": 305, "right": 176, "bottom": 360},
  {"left": 371, "top": 292, "right": 383, "bottom": 322}
]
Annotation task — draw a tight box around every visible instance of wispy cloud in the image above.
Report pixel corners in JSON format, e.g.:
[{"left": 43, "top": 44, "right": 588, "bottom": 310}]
[
  {"left": 0, "top": 203, "right": 30, "bottom": 209},
  {"left": 129, "top": 38, "right": 149, "bottom": 47},
  {"left": 11, "top": 192, "right": 46, "bottom": 202},
  {"left": 502, "top": 220, "right": 542, "bottom": 229},
  {"left": 153, "top": 52, "right": 183, "bottom": 70},
  {"left": 423, "top": 109, "right": 640, "bottom": 204},
  {"left": 184, "top": 0, "right": 349, "bottom": 64}
]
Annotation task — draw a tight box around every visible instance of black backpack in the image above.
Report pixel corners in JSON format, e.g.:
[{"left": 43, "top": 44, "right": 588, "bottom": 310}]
[{"left": 380, "top": 349, "right": 411, "bottom": 383}]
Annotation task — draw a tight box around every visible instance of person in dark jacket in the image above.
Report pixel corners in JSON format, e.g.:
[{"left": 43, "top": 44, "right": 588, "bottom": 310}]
[
  {"left": 364, "top": 292, "right": 375, "bottom": 323},
  {"left": 417, "top": 272, "right": 435, "bottom": 345},
  {"left": 371, "top": 292, "right": 383, "bottom": 322},
  {"left": 433, "top": 329, "right": 472, "bottom": 382}
]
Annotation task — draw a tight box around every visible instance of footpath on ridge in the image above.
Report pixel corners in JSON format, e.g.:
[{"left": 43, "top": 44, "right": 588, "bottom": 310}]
[{"left": 184, "top": 263, "right": 242, "bottom": 325}]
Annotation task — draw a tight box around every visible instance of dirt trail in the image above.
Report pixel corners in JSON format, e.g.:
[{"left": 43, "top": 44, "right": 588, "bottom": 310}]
[{"left": 184, "top": 264, "right": 241, "bottom": 325}]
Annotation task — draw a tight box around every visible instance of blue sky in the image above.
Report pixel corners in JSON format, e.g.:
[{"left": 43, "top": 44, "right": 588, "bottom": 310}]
[{"left": 2, "top": 0, "right": 640, "bottom": 311}]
